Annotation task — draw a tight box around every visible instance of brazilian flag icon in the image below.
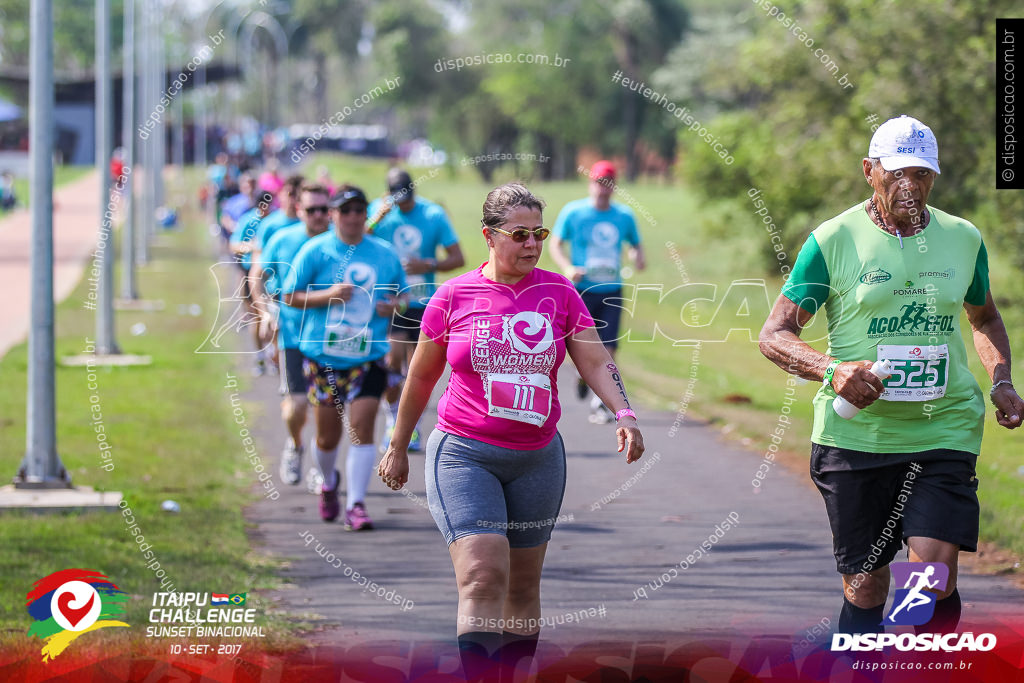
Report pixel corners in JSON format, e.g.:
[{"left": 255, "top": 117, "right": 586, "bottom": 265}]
[{"left": 229, "top": 593, "right": 246, "bottom": 606}]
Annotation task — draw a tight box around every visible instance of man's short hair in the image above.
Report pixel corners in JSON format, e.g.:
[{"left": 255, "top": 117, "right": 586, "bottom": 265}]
[
  {"left": 282, "top": 174, "right": 305, "bottom": 194},
  {"left": 387, "top": 167, "right": 414, "bottom": 201},
  {"left": 299, "top": 182, "right": 330, "bottom": 197}
]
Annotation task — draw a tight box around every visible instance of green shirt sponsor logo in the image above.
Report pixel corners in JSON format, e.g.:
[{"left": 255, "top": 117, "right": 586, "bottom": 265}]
[
  {"left": 859, "top": 268, "right": 892, "bottom": 284},
  {"left": 866, "top": 305, "right": 956, "bottom": 337}
]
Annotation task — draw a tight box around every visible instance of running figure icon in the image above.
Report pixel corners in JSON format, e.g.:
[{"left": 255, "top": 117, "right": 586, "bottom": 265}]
[{"left": 887, "top": 565, "right": 940, "bottom": 622}]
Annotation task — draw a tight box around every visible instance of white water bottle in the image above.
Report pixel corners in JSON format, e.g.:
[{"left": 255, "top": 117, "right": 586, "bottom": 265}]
[{"left": 833, "top": 360, "right": 893, "bottom": 419}]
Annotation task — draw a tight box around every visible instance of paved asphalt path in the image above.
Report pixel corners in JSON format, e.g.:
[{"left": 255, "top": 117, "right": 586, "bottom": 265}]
[
  {"left": 0, "top": 171, "right": 100, "bottom": 359},
  {"left": 241, "top": 356, "right": 1022, "bottom": 653}
]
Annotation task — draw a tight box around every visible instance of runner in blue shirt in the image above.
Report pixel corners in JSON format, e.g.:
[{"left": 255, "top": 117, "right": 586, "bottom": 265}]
[
  {"left": 367, "top": 168, "right": 465, "bottom": 451},
  {"left": 229, "top": 190, "right": 275, "bottom": 375},
  {"left": 256, "top": 175, "right": 305, "bottom": 252},
  {"left": 219, "top": 173, "right": 257, "bottom": 243},
  {"left": 257, "top": 182, "right": 332, "bottom": 488},
  {"left": 250, "top": 175, "right": 305, "bottom": 364},
  {"left": 549, "top": 160, "right": 645, "bottom": 422},
  {"left": 282, "top": 186, "right": 408, "bottom": 531}
]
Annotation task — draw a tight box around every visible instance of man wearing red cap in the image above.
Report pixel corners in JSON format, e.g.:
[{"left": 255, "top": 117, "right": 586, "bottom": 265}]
[{"left": 550, "top": 161, "right": 645, "bottom": 422}]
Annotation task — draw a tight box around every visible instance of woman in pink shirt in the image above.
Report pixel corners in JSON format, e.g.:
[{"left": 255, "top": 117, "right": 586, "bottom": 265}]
[{"left": 378, "top": 183, "right": 644, "bottom": 678}]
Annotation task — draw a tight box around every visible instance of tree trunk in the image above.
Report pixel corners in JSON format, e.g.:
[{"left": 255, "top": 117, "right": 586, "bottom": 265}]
[{"left": 314, "top": 51, "right": 328, "bottom": 122}]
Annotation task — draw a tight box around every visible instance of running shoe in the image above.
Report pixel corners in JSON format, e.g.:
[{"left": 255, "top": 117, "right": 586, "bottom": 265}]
[
  {"left": 319, "top": 470, "right": 341, "bottom": 522},
  {"left": 344, "top": 502, "right": 374, "bottom": 531},
  {"left": 576, "top": 377, "right": 589, "bottom": 400},
  {"left": 409, "top": 427, "right": 422, "bottom": 452},
  {"left": 280, "top": 443, "right": 302, "bottom": 485},
  {"left": 306, "top": 467, "right": 324, "bottom": 495},
  {"left": 252, "top": 358, "right": 266, "bottom": 377}
]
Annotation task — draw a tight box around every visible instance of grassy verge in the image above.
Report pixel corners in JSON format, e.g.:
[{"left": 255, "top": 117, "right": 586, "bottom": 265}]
[
  {"left": 313, "top": 153, "right": 1024, "bottom": 561},
  {"left": 0, "top": 170, "right": 302, "bottom": 652},
  {"left": 8, "top": 165, "right": 92, "bottom": 210}
]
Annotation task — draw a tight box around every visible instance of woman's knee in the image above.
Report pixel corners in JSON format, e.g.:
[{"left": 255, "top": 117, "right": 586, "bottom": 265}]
[{"left": 458, "top": 558, "right": 509, "bottom": 602}]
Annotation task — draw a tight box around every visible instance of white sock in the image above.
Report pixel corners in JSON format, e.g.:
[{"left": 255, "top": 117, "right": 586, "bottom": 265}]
[
  {"left": 345, "top": 444, "right": 376, "bottom": 509},
  {"left": 388, "top": 400, "right": 400, "bottom": 420},
  {"left": 314, "top": 445, "right": 339, "bottom": 489},
  {"left": 590, "top": 394, "right": 604, "bottom": 411}
]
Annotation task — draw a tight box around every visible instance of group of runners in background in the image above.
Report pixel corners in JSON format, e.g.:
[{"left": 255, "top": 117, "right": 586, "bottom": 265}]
[
  {"left": 205, "top": 159, "right": 645, "bottom": 533},
  {"left": 202, "top": 116, "right": 1022, "bottom": 679},
  {"left": 206, "top": 159, "right": 647, "bottom": 677}
]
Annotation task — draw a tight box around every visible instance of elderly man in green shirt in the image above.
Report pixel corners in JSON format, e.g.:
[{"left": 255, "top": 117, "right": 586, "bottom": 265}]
[{"left": 759, "top": 115, "right": 1023, "bottom": 636}]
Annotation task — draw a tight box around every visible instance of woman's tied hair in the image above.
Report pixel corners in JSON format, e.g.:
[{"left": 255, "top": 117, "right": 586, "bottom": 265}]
[{"left": 481, "top": 183, "right": 546, "bottom": 230}]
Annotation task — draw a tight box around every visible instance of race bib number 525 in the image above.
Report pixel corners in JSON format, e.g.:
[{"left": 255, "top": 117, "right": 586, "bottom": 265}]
[{"left": 877, "top": 344, "right": 949, "bottom": 401}]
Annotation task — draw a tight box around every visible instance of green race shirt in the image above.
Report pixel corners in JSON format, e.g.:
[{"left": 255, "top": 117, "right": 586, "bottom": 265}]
[{"left": 782, "top": 203, "right": 989, "bottom": 454}]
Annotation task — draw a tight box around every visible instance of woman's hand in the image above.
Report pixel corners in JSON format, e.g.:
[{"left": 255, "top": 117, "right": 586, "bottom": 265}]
[
  {"left": 377, "top": 445, "right": 410, "bottom": 490},
  {"left": 616, "top": 419, "right": 644, "bottom": 463}
]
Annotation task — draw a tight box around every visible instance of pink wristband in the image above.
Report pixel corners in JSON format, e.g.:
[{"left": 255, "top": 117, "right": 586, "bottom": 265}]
[{"left": 614, "top": 408, "right": 637, "bottom": 422}]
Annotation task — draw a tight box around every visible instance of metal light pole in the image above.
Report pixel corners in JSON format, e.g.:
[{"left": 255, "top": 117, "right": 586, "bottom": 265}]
[
  {"left": 94, "top": 0, "right": 120, "bottom": 355},
  {"left": 194, "top": 62, "right": 205, "bottom": 167},
  {"left": 153, "top": 5, "right": 165, "bottom": 213},
  {"left": 173, "top": 55, "right": 184, "bottom": 170},
  {"left": 17, "top": 0, "right": 68, "bottom": 487},
  {"left": 141, "top": 0, "right": 157, "bottom": 260},
  {"left": 120, "top": 0, "right": 137, "bottom": 299},
  {"left": 135, "top": 0, "right": 150, "bottom": 265}
]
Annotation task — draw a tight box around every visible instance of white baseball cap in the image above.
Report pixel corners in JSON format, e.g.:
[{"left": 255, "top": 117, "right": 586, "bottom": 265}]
[{"left": 868, "top": 115, "right": 940, "bottom": 174}]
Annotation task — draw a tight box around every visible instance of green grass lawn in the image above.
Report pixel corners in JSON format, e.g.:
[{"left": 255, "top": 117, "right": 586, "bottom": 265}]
[
  {"left": 0, "top": 172, "right": 301, "bottom": 651},
  {"left": 315, "top": 153, "right": 1024, "bottom": 559},
  {"left": 7, "top": 165, "right": 92, "bottom": 211}
]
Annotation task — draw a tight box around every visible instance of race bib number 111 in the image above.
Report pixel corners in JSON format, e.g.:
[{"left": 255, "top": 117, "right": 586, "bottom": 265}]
[{"left": 486, "top": 373, "right": 552, "bottom": 427}]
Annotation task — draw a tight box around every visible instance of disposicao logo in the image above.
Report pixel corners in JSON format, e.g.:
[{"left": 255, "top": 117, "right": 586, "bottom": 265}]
[
  {"left": 831, "top": 562, "right": 997, "bottom": 653},
  {"left": 26, "top": 568, "right": 129, "bottom": 661},
  {"left": 885, "top": 562, "right": 948, "bottom": 626}
]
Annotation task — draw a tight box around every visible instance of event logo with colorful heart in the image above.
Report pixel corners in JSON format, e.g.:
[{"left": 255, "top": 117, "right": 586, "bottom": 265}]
[{"left": 26, "top": 568, "right": 129, "bottom": 662}]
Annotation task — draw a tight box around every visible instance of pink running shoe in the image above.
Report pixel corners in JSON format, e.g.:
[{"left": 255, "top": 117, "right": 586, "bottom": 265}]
[
  {"left": 319, "top": 471, "right": 340, "bottom": 522},
  {"left": 344, "top": 502, "right": 374, "bottom": 531}
]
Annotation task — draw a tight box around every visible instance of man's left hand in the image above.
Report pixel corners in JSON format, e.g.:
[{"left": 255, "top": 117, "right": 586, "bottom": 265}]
[
  {"left": 992, "top": 384, "right": 1023, "bottom": 429},
  {"left": 403, "top": 258, "right": 435, "bottom": 275}
]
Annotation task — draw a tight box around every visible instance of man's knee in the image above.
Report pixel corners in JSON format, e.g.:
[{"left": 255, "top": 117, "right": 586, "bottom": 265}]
[
  {"left": 843, "top": 567, "right": 889, "bottom": 608},
  {"left": 281, "top": 395, "right": 307, "bottom": 421},
  {"left": 907, "top": 538, "right": 959, "bottom": 599},
  {"left": 347, "top": 421, "right": 374, "bottom": 445}
]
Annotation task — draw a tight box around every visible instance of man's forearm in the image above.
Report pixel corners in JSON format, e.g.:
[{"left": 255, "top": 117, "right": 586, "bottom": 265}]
[
  {"left": 284, "top": 290, "right": 333, "bottom": 309},
  {"left": 548, "top": 240, "right": 573, "bottom": 273},
  {"left": 759, "top": 330, "right": 833, "bottom": 381},
  {"left": 436, "top": 253, "right": 463, "bottom": 272},
  {"left": 974, "top": 315, "right": 1013, "bottom": 384}
]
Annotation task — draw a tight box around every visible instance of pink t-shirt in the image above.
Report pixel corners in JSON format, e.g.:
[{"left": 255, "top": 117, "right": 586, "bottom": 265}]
[{"left": 422, "top": 265, "right": 595, "bottom": 450}]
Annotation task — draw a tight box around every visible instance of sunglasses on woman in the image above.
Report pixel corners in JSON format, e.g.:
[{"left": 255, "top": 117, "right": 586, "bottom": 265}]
[{"left": 491, "top": 226, "right": 550, "bottom": 242}]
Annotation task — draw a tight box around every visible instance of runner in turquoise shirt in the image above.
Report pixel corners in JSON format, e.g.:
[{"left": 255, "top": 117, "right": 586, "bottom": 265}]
[{"left": 281, "top": 186, "right": 408, "bottom": 532}]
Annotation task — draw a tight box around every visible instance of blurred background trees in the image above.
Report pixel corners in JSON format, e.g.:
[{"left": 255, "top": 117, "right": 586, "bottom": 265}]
[{"left": 0, "top": 0, "right": 1019, "bottom": 271}]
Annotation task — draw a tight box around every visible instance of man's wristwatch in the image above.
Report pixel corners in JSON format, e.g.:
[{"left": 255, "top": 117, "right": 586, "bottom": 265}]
[
  {"left": 990, "top": 379, "right": 1013, "bottom": 398},
  {"left": 822, "top": 359, "right": 842, "bottom": 388}
]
